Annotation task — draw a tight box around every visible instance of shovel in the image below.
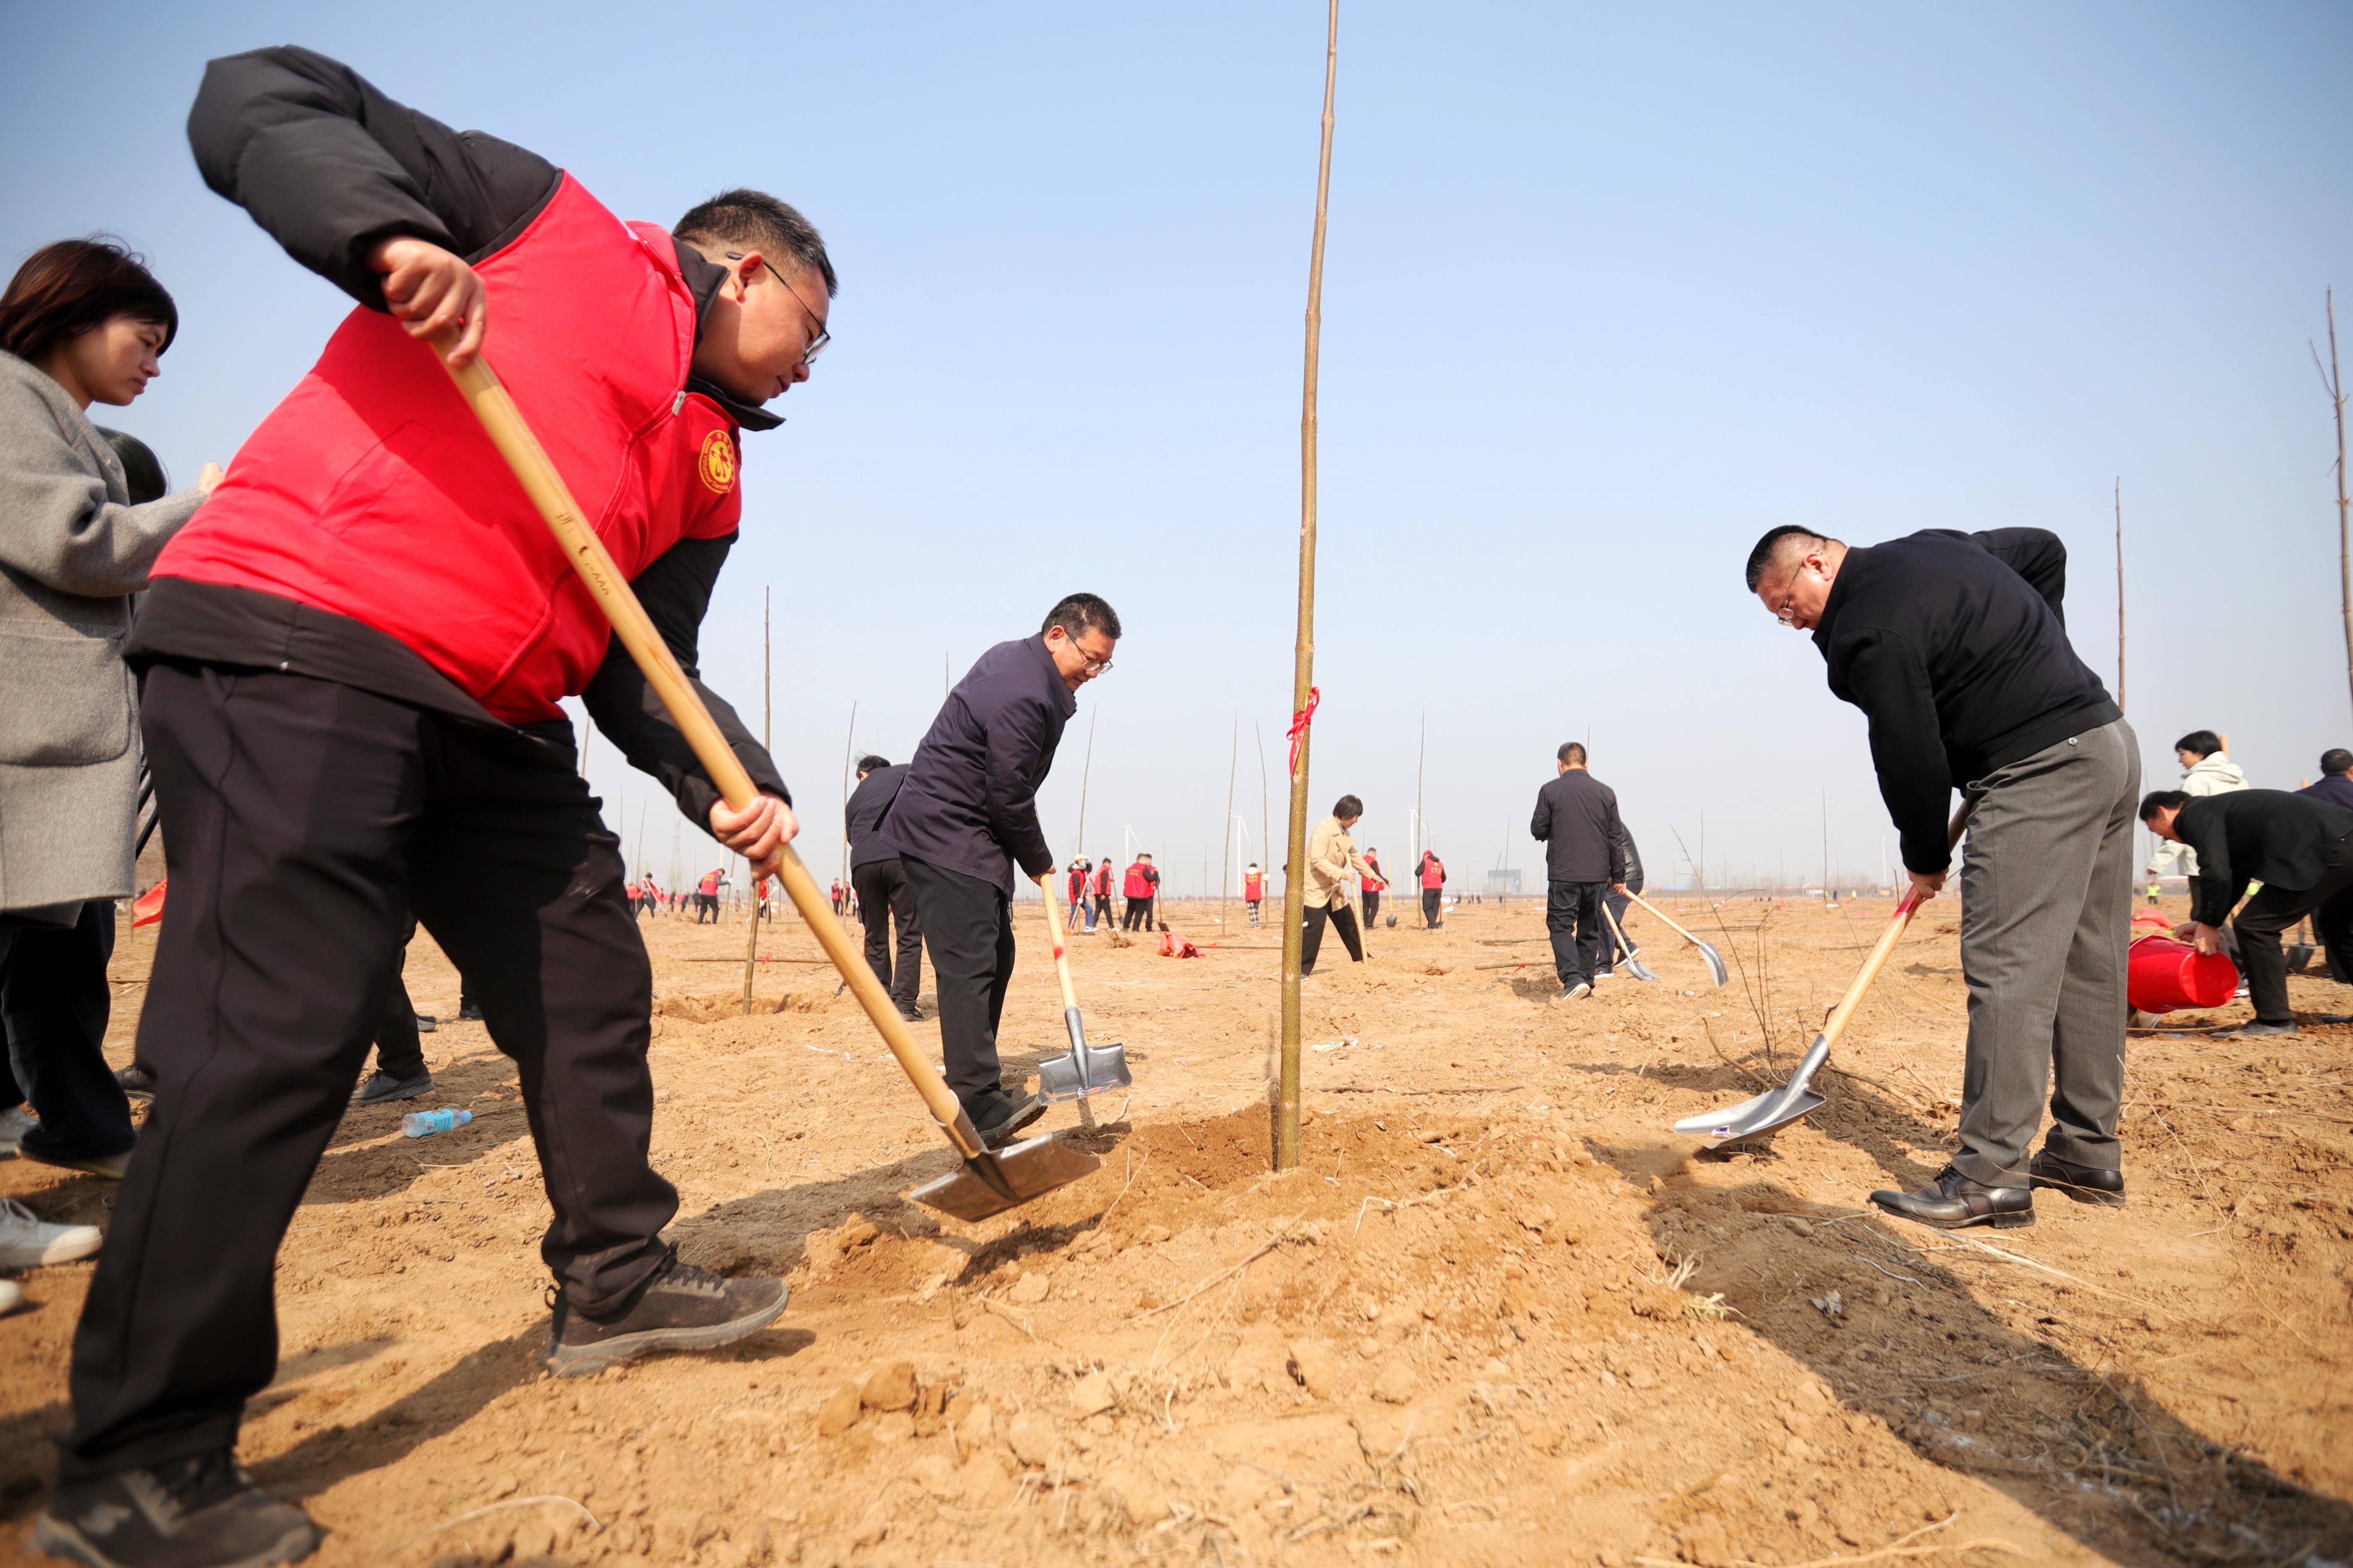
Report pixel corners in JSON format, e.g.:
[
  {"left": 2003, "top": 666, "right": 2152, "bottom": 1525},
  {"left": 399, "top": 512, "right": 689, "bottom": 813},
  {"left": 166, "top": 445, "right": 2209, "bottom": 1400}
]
[
  {"left": 434, "top": 341, "right": 1098, "bottom": 1222},
  {"left": 1672, "top": 803, "right": 1970, "bottom": 1148},
  {"left": 1032, "top": 873, "right": 1131, "bottom": 1101},
  {"left": 1622, "top": 893, "right": 1730, "bottom": 988},
  {"left": 1599, "top": 899, "right": 1658, "bottom": 982}
]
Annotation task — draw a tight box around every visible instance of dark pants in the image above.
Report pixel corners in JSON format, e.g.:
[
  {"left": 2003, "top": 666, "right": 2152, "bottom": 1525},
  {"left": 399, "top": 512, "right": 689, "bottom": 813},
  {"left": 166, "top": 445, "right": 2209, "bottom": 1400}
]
[
  {"left": 0, "top": 901, "right": 135, "bottom": 1162},
  {"left": 1362, "top": 890, "right": 1382, "bottom": 928},
  {"left": 900, "top": 855, "right": 1014, "bottom": 1108},
  {"left": 852, "top": 857, "right": 925, "bottom": 1010},
  {"left": 695, "top": 893, "right": 717, "bottom": 923},
  {"left": 1421, "top": 888, "right": 1442, "bottom": 927},
  {"left": 64, "top": 664, "right": 675, "bottom": 1481},
  {"left": 2235, "top": 834, "right": 2353, "bottom": 1024},
  {"left": 1604, "top": 875, "right": 1644, "bottom": 965},
  {"left": 1547, "top": 880, "right": 1608, "bottom": 987},
  {"left": 1301, "top": 902, "right": 1363, "bottom": 973},
  {"left": 1092, "top": 893, "right": 1111, "bottom": 928},
  {"left": 1122, "top": 897, "right": 1152, "bottom": 931},
  {"left": 370, "top": 916, "right": 428, "bottom": 1079}
]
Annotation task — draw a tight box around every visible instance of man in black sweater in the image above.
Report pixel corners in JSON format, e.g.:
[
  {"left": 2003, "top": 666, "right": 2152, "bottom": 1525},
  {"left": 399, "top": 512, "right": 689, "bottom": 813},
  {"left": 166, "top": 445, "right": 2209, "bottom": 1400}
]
[
  {"left": 1530, "top": 742, "right": 1628, "bottom": 1002},
  {"left": 2141, "top": 788, "right": 2353, "bottom": 1035},
  {"left": 1747, "top": 526, "right": 2138, "bottom": 1229},
  {"left": 846, "top": 755, "right": 924, "bottom": 1022},
  {"left": 884, "top": 595, "right": 1118, "bottom": 1146}
]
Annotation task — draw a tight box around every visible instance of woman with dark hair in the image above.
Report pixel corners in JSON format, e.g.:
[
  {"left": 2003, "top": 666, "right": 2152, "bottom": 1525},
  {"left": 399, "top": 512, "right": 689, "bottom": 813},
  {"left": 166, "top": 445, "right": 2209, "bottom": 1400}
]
[{"left": 0, "top": 238, "right": 221, "bottom": 1207}]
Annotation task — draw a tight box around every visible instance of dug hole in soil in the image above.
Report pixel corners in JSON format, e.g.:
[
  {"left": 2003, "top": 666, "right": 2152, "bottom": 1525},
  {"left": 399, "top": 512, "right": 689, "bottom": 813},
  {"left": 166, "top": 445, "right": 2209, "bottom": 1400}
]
[{"left": 4, "top": 895, "right": 2350, "bottom": 1566}]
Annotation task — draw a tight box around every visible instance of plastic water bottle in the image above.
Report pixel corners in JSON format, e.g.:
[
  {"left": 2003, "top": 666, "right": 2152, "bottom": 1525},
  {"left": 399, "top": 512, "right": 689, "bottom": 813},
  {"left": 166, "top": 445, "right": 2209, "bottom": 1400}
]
[{"left": 401, "top": 1107, "right": 473, "bottom": 1139}]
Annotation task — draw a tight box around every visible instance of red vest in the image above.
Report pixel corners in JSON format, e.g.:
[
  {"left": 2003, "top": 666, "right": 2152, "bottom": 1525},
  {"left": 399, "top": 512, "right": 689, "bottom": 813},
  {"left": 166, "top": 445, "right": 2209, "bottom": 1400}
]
[
  {"left": 1362, "top": 857, "right": 1387, "bottom": 892},
  {"left": 1124, "top": 862, "right": 1154, "bottom": 899},
  {"left": 1244, "top": 871, "right": 1265, "bottom": 899},
  {"left": 1094, "top": 864, "right": 1113, "bottom": 896},
  {"left": 1420, "top": 856, "right": 1445, "bottom": 889},
  {"left": 699, "top": 871, "right": 721, "bottom": 896},
  {"left": 153, "top": 176, "right": 743, "bottom": 723}
]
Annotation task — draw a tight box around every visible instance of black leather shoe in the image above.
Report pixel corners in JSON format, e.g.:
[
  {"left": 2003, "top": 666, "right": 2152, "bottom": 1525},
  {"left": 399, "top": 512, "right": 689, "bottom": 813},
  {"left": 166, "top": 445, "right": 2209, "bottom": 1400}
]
[
  {"left": 2029, "top": 1152, "right": 2125, "bottom": 1207},
  {"left": 968, "top": 1090, "right": 1047, "bottom": 1150},
  {"left": 35, "top": 1450, "right": 319, "bottom": 1567},
  {"left": 1868, "top": 1166, "right": 2034, "bottom": 1230},
  {"left": 547, "top": 1245, "right": 786, "bottom": 1378}
]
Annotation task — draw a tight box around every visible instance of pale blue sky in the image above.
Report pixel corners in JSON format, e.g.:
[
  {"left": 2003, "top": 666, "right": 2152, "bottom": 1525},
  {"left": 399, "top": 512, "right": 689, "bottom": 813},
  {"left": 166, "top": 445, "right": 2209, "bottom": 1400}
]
[{"left": 6, "top": 3, "right": 2349, "bottom": 895}]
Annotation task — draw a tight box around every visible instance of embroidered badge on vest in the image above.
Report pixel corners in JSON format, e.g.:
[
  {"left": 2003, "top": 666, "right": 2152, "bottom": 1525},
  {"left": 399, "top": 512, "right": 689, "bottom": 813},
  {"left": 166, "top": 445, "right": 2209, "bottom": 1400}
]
[{"left": 698, "top": 429, "right": 738, "bottom": 494}]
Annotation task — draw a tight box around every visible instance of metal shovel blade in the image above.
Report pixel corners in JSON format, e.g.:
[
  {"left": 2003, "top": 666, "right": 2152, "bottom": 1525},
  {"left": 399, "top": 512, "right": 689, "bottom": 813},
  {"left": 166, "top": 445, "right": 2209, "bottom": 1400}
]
[
  {"left": 1036, "top": 1006, "right": 1133, "bottom": 1102},
  {"left": 1673, "top": 1033, "right": 1830, "bottom": 1148},
  {"left": 1621, "top": 949, "right": 1661, "bottom": 983},
  {"left": 1695, "top": 940, "right": 1730, "bottom": 989},
  {"left": 909, "top": 1133, "right": 1103, "bottom": 1221}
]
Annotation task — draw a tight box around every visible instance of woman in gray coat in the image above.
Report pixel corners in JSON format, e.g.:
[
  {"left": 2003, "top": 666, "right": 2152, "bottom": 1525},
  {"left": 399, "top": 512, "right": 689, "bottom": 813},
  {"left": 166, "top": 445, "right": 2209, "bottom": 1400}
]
[{"left": 0, "top": 238, "right": 219, "bottom": 1184}]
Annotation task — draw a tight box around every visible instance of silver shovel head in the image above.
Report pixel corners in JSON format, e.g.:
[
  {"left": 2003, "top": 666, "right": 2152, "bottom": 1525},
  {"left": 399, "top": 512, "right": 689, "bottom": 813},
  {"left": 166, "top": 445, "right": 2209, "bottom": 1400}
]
[
  {"left": 1036, "top": 1006, "right": 1133, "bottom": 1102},
  {"left": 909, "top": 1133, "right": 1103, "bottom": 1221},
  {"left": 1672, "top": 1033, "right": 1830, "bottom": 1148},
  {"left": 1623, "top": 951, "right": 1661, "bottom": 982},
  {"left": 1696, "top": 940, "right": 1730, "bottom": 989}
]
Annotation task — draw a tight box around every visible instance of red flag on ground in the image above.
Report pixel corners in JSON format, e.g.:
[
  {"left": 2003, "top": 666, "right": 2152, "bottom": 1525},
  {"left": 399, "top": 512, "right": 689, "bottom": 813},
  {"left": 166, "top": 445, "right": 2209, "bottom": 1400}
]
[
  {"left": 132, "top": 880, "right": 166, "bottom": 927},
  {"left": 1157, "top": 931, "right": 1200, "bottom": 959}
]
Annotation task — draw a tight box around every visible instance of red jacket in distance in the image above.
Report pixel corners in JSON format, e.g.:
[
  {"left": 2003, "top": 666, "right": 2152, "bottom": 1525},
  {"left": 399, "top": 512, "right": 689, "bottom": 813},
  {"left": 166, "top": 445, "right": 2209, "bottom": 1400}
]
[
  {"left": 1243, "top": 870, "right": 1265, "bottom": 901},
  {"left": 1124, "top": 862, "right": 1156, "bottom": 899},
  {"left": 1094, "top": 863, "right": 1114, "bottom": 897},
  {"left": 699, "top": 870, "right": 722, "bottom": 896},
  {"left": 1067, "top": 866, "right": 1086, "bottom": 901},
  {"left": 1362, "top": 854, "right": 1387, "bottom": 892},
  {"left": 1419, "top": 854, "right": 1446, "bottom": 890},
  {"left": 152, "top": 175, "right": 744, "bottom": 724}
]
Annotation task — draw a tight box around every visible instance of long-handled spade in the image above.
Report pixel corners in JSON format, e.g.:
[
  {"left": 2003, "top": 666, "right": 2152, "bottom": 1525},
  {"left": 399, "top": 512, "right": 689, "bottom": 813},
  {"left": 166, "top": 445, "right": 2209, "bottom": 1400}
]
[
  {"left": 1621, "top": 893, "right": 1730, "bottom": 988},
  {"left": 1031, "top": 872, "right": 1131, "bottom": 1102},
  {"left": 1672, "top": 804, "right": 1970, "bottom": 1148},
  {"left": 434, "top": 341, "right": 1098, "bottom": 1222},
  {"left": 1600, "top": 900, "right": 1658, "bottom": 982}
]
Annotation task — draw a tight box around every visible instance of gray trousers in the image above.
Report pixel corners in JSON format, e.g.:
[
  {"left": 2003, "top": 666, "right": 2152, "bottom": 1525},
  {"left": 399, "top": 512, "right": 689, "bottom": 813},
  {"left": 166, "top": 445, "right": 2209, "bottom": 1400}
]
[{"left": 1954, "top": 718, "right": 2139, "bottom": 1189}]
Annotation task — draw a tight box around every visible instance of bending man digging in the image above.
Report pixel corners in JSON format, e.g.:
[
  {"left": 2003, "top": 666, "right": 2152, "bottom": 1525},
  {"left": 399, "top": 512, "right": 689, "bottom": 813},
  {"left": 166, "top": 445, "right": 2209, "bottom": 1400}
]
[{"left": 1746, "top": 525, "right": 2137, "bottom": 1229}]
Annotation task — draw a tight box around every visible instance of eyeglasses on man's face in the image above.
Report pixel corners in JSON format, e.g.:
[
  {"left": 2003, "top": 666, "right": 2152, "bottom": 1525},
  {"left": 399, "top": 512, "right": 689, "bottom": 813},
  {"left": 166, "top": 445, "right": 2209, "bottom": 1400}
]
[{"left": 726, "top": 252, "right": 830, "bottom": 362}]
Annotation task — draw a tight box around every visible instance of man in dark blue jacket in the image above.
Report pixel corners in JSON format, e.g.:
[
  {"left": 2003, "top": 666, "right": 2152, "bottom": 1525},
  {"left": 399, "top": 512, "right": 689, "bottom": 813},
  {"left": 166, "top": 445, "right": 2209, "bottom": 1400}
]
[
  {"left": 884, "top": 594, "right": 1119, "bottom": 1145},
  {"left": 846, "top": 755, "right": 923, "bottom": 1022},
  {"left": 1748, "top": 525, "right": 2136, "bottom": 1229},
  {"left": 1530, "top": 743, "right": 1628, "bottom": 1001}
]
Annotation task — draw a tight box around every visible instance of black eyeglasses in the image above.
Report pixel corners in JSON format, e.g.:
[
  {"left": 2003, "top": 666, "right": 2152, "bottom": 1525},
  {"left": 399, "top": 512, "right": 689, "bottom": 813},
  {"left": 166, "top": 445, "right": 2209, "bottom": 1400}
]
[{"left": 726, "top": 252, "right": 830, "bottom": 361}]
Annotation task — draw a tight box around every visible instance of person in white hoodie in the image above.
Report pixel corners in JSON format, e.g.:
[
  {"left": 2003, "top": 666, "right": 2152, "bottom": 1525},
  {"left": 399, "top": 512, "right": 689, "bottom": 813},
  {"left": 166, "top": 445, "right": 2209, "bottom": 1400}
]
[{"left": 2145, "top": 730, "right": 2248, "bottom": 882}]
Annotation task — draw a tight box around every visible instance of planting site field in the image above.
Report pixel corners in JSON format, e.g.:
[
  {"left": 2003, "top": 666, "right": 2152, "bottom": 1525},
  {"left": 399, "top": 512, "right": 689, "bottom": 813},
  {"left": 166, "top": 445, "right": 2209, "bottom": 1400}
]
[{"left": 3, "top": 895, "right": 2349, "bottom": 1567}]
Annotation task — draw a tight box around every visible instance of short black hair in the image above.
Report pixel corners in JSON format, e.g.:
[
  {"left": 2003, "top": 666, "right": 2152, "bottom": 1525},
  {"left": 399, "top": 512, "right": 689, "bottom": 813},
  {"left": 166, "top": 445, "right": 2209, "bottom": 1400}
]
[
  {"left": 2324, "top": 749, "right": 2353, "bottom": 777},
  {"left": 2138, "top": 789, "right": 2190, "bottom": 822},
  {"left": 1557, "top": 741, "right": 1587, "bottom": 766},
  {"left": 95, "top": 426, "right": 166, "bottom": 505},
  {"left": 1042, "top": 592, "right": 1121, "bottom": 642},
  {"left": 1333, "top": 794, "right": 1363, "bottom": 819},
  {"left": 856, "top": 754, "right": 890, "bottom": 775},
  {"left": 1743, "top": 526, "right": 1836, "bottom": 593},
  {"left": 674, "top": 189, "right": 837, "bottom": 297},
  {"left": 2174, "top": 730, "right": 2222, "bottom": 759}
]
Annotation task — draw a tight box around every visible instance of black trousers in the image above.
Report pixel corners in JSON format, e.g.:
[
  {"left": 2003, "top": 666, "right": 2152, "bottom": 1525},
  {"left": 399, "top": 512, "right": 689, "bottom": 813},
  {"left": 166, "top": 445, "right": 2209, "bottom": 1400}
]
[
  {"left": 369, "top": 915, "right": 428, "bottom": 1079},
  {"left": 1603, "top": 875, "right": 1644, "bottom": 964},
  {"left": 0, "top": 901, "right": 134, "bottom": 1162},
  {"left": 1091, "top": 893, "right": 1112, "bottom": 927},
  {"left": 1362, "top": 889, "right": 1382, "bottom": 928},
  {"left": 1421, "top": 888, "right": 1442, "bottom": 926},
  {"left": 2234, "top": 834, "right": 2353, "bottom": 1024},
  {"left": 1301, "top": 901, "right": 1363, "bottom": 973},
  {"left": 900, "top": 855, "right": 1015, "bottom": 1107},
  {"left": 64, "top": 664, "right": 675, "bottom": 1481},
  {"left": 1547, "top": 880, "right": 1608, "bottom": 986},
  {"left": 852, "top": 857, "right": 924, "bottom": 1009},
  {"left": 1122, "top": 897, "right": 1152, "bottom": 931}
]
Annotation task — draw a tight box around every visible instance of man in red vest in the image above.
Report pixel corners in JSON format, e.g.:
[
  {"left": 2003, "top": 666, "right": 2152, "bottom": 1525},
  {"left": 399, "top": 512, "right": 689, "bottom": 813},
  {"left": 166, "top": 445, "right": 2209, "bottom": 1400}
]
[
  {"left": 1243, "top": 862, "right": 1266, "bottom": 927},
  {"left": 42, "top": 47, "right": 820, "bottom": 1564},
  {"left": 1361, "top": 849, "right": 1388, "bottom": 930},
  {"left": 697, "top": 867, "right": 726, "bottom": 924},
  {"left": 1092, "top": 856, "right": 1115, "bottom": 930},
  {"left": 1419, "top": 851, "right": 1448, "bottom": 928},
  {"left": 1123, "top": 854, "right": 1161, "bottom": 931}
]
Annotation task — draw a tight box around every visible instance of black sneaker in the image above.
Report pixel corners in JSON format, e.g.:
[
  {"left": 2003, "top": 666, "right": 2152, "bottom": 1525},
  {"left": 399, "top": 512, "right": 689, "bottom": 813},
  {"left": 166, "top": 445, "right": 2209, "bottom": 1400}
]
[
  {"left": 34, "top": 1450, "right": 319, "bottom": 1568},
  {"left": 113, "top": 1065, "right": 156, "bottom": 1102},
  {"left": 350, "top": 1068, "right": 434, "bottom": 1107},
  {"left": 546, "top": 1245, "right": 787, "bottom": 1378},
  {"left": 895, "top": 1003, "right": 924, "bottom": 1023},
  {"left": 457, "top": 999, "right": 485, "bottom": 1022},
  {"left": 968, "top": 1090, "right": 1047, "bottom": 1150},
  {"left": 413, "top": 1014, "right": 437, "bottom": 1033}
]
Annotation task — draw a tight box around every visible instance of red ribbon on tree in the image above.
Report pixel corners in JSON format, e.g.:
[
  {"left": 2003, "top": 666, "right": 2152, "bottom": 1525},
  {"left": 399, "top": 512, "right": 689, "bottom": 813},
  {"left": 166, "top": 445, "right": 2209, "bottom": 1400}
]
[{"left": 1286, "top": 687, "right": 1320, "bottom": 778}]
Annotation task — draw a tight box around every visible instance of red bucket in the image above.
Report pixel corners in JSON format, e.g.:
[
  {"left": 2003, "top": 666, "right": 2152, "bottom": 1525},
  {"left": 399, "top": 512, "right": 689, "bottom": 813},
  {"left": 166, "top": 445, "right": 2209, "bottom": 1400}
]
[{"left": 2128, "top": 934, "right": 2237, "bottom": 1014}]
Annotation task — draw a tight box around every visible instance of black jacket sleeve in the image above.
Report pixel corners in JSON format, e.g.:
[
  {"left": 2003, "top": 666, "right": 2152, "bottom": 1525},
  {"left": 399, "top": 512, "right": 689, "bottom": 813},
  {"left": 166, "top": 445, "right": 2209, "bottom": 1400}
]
[
  {"left": 1604, "top": 793, "right": 1628, "bottom": 885},
  {"left": 187, "top": 45, "right": 560, "bottom": 309},
  {"left": 2176, "top": 804, "right": 2240, "bottom": 927},
  {"left": 581, "top": 535, "right": 789, "bottom": 833},
  {"left": 1970, "top": 528, "right": 2069, "bottom": 624},
  {"left": 1530, "top": 786, "right": 1553, "bottom": 843},
  {"left": 980, "top": 693, "right": 1058, "bottom": 881},
  {"left": 1832, "top": 626, "right": 1954, "bottom": 874}
]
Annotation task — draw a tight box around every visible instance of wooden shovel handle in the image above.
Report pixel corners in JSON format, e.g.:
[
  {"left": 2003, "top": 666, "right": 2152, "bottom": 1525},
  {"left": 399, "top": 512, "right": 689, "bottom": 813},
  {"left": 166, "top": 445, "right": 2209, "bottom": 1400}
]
[
  {"left": 1817, "top": 801, "right": 1974, "bottom": 1053},
  {"left": 436, "top": 348, "right": 980, "bottom": 1154},
  {"left": 1622, "top": 891, "right": 1706, "bottom": 948},
  {"left": 1034, "top": 873, "right": 1081, "bottom": 1011}
]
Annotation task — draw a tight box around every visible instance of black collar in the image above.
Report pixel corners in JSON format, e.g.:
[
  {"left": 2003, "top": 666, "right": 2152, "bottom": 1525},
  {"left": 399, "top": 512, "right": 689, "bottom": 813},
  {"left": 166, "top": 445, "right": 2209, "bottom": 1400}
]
[
  {"left": 672, "top": 239, "right": 786, "bottom": 433},
  {"left": 1026, "top": 636, "right": 1081, "bottom": 718}
]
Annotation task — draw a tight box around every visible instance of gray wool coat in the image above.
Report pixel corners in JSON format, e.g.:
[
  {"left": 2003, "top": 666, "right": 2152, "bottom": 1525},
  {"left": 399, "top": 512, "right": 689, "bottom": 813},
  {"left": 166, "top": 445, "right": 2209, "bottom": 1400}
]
[{"left": 0, "top": 350, "right": 205, "bottom": 915}]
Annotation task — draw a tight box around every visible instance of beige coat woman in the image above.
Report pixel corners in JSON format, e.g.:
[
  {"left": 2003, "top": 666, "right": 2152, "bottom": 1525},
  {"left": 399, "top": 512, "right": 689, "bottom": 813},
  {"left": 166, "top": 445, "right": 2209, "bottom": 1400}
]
[{"left": 1304, "top": 813, "right": 1378, "bottom": 911}]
